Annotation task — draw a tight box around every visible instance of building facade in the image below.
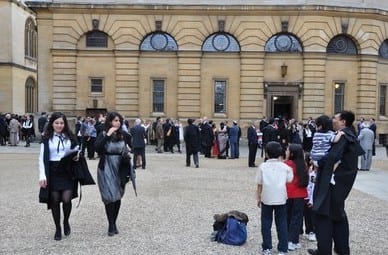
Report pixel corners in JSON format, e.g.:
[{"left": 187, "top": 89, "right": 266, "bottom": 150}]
[
  {"left": 0, "top": 0, "right": 37, "bottom": 114},
  {"left": 27, "top": 0, "right": 388, "bottom": 137}
]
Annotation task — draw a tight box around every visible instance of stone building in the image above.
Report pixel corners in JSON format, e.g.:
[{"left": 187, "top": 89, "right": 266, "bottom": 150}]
[
  {"left": 26, "top": 0, "right": 388, "bottom": 137},
  {"left": 0, "top": 0, "right": 37, "bottom": 114}
]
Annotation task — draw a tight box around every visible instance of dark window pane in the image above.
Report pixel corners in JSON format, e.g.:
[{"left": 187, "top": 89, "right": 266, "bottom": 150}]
[
  {"left": 380, "top": 85, "right": 387, "bottom": 115},
  {"left": 214, "top": 81, "right": 226, "bottom": 113},
  {"left": 327, "top": 35, "right": 357, "bottom": 54},
  {"left": 334, "top": 83, "right": 345, "bottom": 114},
  {"left": 153, "top": 80, "right": 165, "bottom": 112},
  {"left": 91, "top": 78, "right": 103, "bottom": 93},
  {"left": 86, "top": 31, "right": 108, "bottom": 48},
  {"left": 379, "top": 40, "right": 388, "bottom": 59}
]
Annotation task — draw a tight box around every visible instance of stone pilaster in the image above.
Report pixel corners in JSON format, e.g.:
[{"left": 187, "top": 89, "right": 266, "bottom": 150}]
[
  {"left": 177, "top": 51, "right": 202, "bottom": 119},
  {"left": 302, "top": 53, "right": 327, "bottom": 118},
  {"left": 239, "top": 52, "right": 265, "bottom": 120}
]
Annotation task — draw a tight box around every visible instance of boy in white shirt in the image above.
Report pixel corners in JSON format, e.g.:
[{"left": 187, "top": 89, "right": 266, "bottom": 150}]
[{"left": 256, "top": 141, "right": 294, "bottom": 255}]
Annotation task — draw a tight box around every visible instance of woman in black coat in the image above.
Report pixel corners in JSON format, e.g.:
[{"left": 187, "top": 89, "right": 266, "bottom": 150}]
[
  {"left": 184, "top": 118, "right": 201, "bottom": 167},
  {"left": 95, "top": 112, "right": 132, "bottom": 236},
  {"left": 38, "top": 112, "right": 79, "bottom": 241}
]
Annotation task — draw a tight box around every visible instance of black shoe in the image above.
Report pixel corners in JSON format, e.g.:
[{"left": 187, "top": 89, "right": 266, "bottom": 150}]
[
  {"left": 249, "top": 165, "right": 257, "bottom": 167},
  {"left": 113, "top": 224, "right": 119, "bottom": 235},
  {"left": 108, "top": 225, "right": 115, "bottom": 236},
  {"left": 195, "top": 164, "right": 199, "bottom": 168},
  {"left": 64, "top": 222, "right": 71, "bottom": 236},
  {"left": 54, "top": 228, "right": 62, "bottom": 241},
  {"left": 307, "top": 249, "right": 319, "bottom": 255}
]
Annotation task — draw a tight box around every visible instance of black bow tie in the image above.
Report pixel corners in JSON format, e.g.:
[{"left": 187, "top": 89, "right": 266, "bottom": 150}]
[{"left": 55, "top": 134, "right": 65, "bottom": 153}]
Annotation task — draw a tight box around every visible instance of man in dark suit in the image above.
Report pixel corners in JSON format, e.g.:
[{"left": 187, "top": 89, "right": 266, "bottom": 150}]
[
  {"left": 130, "top": 119, "right": 147, "bottom": 169},
  {"left": 308, "top": 111, "right": 364, "bottom": 255},
  {"left": 184, "top": 118, "right": 201, "bottom": 168},
  {"left": 247, "top": 120, "right": 259, "bottom": 167}
]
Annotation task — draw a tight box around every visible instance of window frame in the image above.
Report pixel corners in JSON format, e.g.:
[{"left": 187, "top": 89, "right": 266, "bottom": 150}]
[
  {"left": 25, "top": 77, "right": 37, "bottom": 113},
  {"left": 380, "top": 84, "right": 387, "bottom": 116},
  {"left": 90, "top": 77, "right": 104, "bottom": 95},
  {"left": 333, "top": 81, "right": 345, "bottom": 114},
  {"left": 152, "top": 79, "right": 165, "bottom": 113},
  {"left": 86, "top": 31, "right": 108, "bottom": 48},
  {"left": 213, "top": 79, "right": 227, "bottom": 115},
  {"left": 25, "top": 18, "right": 37, "bottom": 60}
]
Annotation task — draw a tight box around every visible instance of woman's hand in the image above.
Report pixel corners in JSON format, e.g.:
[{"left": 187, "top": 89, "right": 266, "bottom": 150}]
[
  {"left": 39, "top": 179, "right": 47, "bottom": 188},
  {"left": 107, "top": 127, "right": 119, "bottom": 136}
]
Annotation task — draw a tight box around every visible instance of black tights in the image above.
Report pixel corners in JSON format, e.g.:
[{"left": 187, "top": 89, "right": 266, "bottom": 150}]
[
  {"left": 50, "top": 189, "right": 73, "bottom": 231},
  {"left": 105, "top": 200, "right": 121, "bottom": 230}
]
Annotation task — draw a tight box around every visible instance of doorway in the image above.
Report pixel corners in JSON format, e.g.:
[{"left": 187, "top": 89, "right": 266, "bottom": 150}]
[
  {"left": 264, "top": 82, "right": 302, "bottom": 120},
  {"left": 272, "top": 96, "right": 293, "bottom": 119}
]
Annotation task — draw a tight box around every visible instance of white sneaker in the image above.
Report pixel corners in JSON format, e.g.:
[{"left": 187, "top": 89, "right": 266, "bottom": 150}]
[
  {"left": 278, "top": 253, "right": 287, "bottom": 255},
  {"left": 262, "top": 249, "right": 272, "bottom": 255},
  {"left": 288, "top": 242, "right": 296, "bottom": 251},
  {"left": 308, "top": 232, "right": 317, "bottom": 242},
  {"left": 288, "top": 242, "right": 301, "bottom": 251}
]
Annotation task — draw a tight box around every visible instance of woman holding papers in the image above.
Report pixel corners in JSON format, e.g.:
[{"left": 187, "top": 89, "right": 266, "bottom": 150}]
[{"left": 38, "top": 112, "right": 79, "bottom": 241}]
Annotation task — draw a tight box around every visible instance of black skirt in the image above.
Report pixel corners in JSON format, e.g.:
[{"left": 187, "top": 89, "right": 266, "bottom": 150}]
[{"left": 49, "top": 161, "right": 75, "bottom": 191}]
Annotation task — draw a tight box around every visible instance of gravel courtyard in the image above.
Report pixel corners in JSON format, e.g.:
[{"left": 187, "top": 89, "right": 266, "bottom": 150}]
[{"left": 1, "top": 144, "right": 387, "bottom": 255}]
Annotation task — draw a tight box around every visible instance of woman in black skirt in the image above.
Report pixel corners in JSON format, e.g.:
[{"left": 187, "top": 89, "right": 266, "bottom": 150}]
[{"left": 38, "top": 112, "right": 79, "bottom": 240}]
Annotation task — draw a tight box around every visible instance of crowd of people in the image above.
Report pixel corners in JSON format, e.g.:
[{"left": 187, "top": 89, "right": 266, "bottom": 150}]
[
  {"left": 0, "top": 110, "right": 379, "bottom": 254},
  {"left": 254, "top": 111, "right": 368, "bottom": 255}
]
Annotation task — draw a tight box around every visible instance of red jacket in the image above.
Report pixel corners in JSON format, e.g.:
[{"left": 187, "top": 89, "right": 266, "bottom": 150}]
[{"left": 285, "top": 160, "right": 308, "bottom": 199}]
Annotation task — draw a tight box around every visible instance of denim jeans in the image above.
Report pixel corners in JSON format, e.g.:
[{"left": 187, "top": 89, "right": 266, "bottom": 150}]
[
  {"left": 286, "top": 198, "right": 305, "bottom": 243},
  {"left": 261, "top": 203, "right": 288, "bottom": 253}
]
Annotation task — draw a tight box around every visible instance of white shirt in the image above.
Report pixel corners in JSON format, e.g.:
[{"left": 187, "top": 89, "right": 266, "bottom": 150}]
[
  {"left": 38, "top": 134, "right": 74, "bottom": 181},
  {"left": 255, "top": 159, "right": 293, "bottom": 205}
]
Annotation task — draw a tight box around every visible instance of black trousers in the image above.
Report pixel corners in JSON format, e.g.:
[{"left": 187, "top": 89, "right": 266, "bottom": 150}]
[
  {"left": 133, "top": 147, "right": 146, "bottom": 169},
  {"left": 248, "top": 143, "right": 258, "bottom": 166},
  {"left": 314, "top": 213, "right": 350, "bottom": 255}
]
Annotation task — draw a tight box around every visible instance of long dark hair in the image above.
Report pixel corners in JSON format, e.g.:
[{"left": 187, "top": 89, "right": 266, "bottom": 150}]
[
  {"left": 104, "top": 112, "right": 125, "bottom": 140},
  {"left": 288, "top": 143, "right": 309, "bottom": 187},
  {"left": 44, "top": 112, "right": 75, "bottom": 140}
]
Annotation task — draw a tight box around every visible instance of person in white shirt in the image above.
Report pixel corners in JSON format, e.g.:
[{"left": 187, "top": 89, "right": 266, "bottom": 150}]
[
  {"left": 38, "top": 112, "right": 79, "bottom": 241},
  {"left": 255, "top": 141, "right": 293, "bottom": 255}
]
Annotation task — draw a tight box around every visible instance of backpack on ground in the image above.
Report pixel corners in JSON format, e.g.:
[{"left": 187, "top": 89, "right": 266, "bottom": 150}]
[{"left": 212, "top": 210, "right": 248, "bottom": 246}]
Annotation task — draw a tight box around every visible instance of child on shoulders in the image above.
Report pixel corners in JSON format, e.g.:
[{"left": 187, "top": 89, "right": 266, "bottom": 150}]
[{"left": 310, "top": 115, "right": 343, "bottom": 185}]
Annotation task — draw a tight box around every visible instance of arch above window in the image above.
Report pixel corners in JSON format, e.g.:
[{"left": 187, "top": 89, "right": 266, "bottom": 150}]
[
  {"left": 86, "top": 31, "right": 108, "bottom": 48},
  {"left": 327, "top": 35, "right": 358, "bottom": 55},
  {"left": 202, "top": 32, "right": 240, "bottom": 52},
  {"left": 265, "top": 33, "right": 303, "bottom": 53},
  {"left": 379, "top": 39, "right": 388, "bottom": 58},
  {"left": 140, "top": 32, "right": 178, "bottom": 51}
]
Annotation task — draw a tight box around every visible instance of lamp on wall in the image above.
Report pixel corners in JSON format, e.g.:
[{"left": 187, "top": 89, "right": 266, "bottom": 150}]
[{"left": 281, "top": 63, "right": 288, "bottom": 77}]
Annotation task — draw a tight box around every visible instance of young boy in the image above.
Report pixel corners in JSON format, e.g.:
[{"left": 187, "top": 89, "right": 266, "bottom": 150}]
[{"left": 255, "top": 141, "right": 294, "bottom": 255}]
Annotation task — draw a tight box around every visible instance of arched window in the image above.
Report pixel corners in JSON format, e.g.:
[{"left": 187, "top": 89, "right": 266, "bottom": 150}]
[
  {"left": 140, "top": 32, "right": 178, "bottom": 51},
  {"left": 327, "top": 35, "right": 358, "bottom": 54},
  {"left": 379, "top": 39, "right": 388, "bottom": 58},
  {"left": 265, "top": 33, "right": 303, "bottom": 53},
  {"left": 25, "top": 18, "right": 37, "bottom": 59},
  {"left": 86, "top": 31, "right": 108, "bottom": 48},
  {"left": 202, "top": 32, "right": 240, "bottom": 52},
  {"left": 25, "top": 77, "right": 37, "bottom": 113}
]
